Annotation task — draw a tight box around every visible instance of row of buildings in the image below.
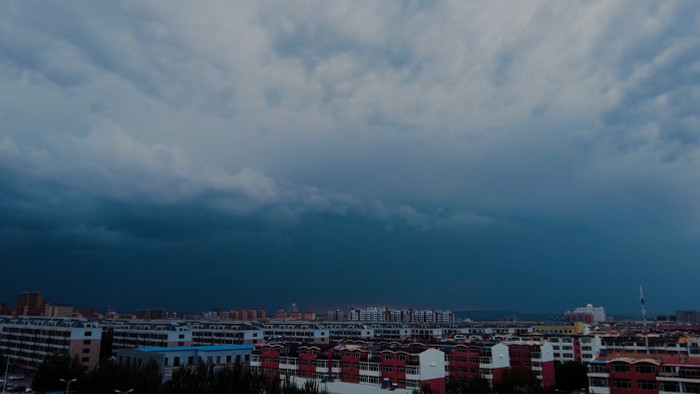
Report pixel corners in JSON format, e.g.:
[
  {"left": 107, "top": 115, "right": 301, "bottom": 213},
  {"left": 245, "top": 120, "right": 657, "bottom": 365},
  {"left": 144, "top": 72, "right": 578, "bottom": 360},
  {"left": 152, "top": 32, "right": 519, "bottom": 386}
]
[{"left": 5, "top": 310, "right": 700, "bottom": 393}]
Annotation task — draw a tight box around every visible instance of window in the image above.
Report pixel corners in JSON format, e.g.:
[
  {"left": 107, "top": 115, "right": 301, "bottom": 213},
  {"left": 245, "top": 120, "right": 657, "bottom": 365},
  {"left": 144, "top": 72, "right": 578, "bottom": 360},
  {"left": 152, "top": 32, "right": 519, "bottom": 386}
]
[
  {"left": 84, "top": 331, "right": 92, "bottom": 337},
  {"left": 636, "top": 364, "right": 655, "bottom": 374},
  {"left": 612, "top": 379, "right": 631, "bottom": 388},
  {"left": 383, "top": 353, "right": 393, "bottom": 360},
  {"left": 589, "top": 377, "right": 607, "bottom": 387},
  {"left": 638, "top": 380, "right": 657, "bottom": 390},
  {"left": 611, "top": 363, "right": 630, "bottom": 373},
  {"left": 82, "top": 348, "right": 90, "bottom": 354},
  {"left": 659, "top": 381, "right": 680, "bottom": 392},
  {"left": 81, "top": 357, "right": 90, "bottom": 362},
  {"left": 174, "top": 357, "right": 180, "bottom": 367},
  {"left": 188, "top": 356, "right": 195, "bottom": 365},
  {"left": 582, "top": 346, "right": 592, "bottom": 351},
  {"left": 383, "top": 365, "right": 394, "bottom": 372},
  {"left": 397, "top": 354, "right": 407, "bottom": 361},
  {"left": 83, "top": 340, "right": 91, "bottom": 345}
]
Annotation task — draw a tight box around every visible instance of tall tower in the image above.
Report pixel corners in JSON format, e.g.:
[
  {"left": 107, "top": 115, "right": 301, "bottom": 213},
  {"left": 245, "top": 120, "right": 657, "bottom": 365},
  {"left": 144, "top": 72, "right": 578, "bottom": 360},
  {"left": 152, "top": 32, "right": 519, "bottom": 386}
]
[{"left": 640, "top": 285, "right": 650, "bottom": 354}]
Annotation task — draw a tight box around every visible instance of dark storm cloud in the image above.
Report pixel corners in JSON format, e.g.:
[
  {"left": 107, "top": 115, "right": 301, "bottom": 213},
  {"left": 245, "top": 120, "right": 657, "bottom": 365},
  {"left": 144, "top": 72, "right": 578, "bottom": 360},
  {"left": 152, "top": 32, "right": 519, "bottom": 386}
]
[{"left": 1, "top": 1, "right": 700, "bottom": 314}]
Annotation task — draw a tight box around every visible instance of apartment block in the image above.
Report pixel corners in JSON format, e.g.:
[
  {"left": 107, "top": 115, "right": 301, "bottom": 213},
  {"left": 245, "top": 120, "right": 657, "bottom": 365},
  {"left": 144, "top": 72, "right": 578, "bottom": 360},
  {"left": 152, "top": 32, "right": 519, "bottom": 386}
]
[
  {"left": 188, "top": 321, "right": 264, "bottom": 345},
  {"left": 0, "top": 316, "right": 101, "bottom": 370},
  {"left": 588, "top": 353, "right": 700, "bottom": 394},
  {"left": 101, "top": 319, "right": 192, "bottom": 350},
  {"left": 251, "top": 342, "right": 446, "bottom": 393}
]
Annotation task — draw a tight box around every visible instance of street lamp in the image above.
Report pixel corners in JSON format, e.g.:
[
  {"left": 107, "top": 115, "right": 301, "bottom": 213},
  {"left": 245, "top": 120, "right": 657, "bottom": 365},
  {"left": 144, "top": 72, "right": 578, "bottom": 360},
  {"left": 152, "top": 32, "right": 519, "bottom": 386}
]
[
  {"left": 60, "top": 378, "right": 77, "bottom": 394},
  {"left": 115, "top": 390, "right": 134, "bottom": 394},
  {"left": 2, "top": 353, "right": 9, "bottom": 394}
]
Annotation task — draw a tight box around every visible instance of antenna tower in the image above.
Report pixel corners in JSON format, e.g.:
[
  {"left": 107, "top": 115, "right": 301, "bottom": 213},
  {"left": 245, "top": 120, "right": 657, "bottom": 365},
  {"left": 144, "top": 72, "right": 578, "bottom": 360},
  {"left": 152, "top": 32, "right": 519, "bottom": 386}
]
[{"left": 640, "top": 285, "right": 650, "bottom": 354}]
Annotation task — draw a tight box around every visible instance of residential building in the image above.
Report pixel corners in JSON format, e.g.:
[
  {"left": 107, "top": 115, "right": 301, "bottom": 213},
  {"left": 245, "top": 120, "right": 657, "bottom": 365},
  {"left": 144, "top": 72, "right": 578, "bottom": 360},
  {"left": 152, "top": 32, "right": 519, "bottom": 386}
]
[
  {"left": 0, "top": 316, "right": 101, "bottom": 370},
  {"left": 101, "top": 319, "right": 192, "bottom": 350},
  {"left": 442, "top": 342, "right": 510, "bottom": 387},
  {"left": 189, "top": 321, "right": 264, "bottom": 345},
  {"left": 588, "top": 353, "right": 700, "bottom": 394},
  {"left": 251, "top": 342, "right": 446, "bottom": 393},
  {"left": 502, "top": 338, "right": 556, "bottom": 387}
]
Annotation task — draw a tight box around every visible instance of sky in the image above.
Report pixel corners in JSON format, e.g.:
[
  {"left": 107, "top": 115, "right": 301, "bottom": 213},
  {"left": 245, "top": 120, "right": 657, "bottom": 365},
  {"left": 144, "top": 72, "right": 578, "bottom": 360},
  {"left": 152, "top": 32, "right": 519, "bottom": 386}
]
[{"left": 1, "top": 1, "right": 700, "bottom": 316}]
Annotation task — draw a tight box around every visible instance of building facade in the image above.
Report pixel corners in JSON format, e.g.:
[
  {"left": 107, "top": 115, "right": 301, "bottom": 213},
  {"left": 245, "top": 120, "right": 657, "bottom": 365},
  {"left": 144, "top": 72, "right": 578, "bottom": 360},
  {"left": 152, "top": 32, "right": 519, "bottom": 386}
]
[
  {"left": 117, "top": 344, "right": 254, "bottom": 383},
  {"left": 588, "top": 353, "right": 700, "bottom": 394},
  {"left": 0, "top": 316, "right": 101, "bottom": 370}
]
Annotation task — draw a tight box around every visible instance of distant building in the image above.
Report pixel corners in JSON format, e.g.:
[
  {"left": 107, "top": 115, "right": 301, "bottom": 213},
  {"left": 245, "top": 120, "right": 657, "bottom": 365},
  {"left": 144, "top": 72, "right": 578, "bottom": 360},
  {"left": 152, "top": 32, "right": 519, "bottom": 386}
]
[
  {"left": 348, "top": 306, "right": 455, "bottom": 324},
  {"left": 676, "top": 310, "right": 700, "bottom": 324},
  {"left": 247, "top": 309, "right": 258, "bottom": 320},
  {"left": 47, "top": 304, "right": 74, "bottom": 317},
  {"left": 303, "top": 311, "right": 316, "bottom": 321},
  {"left": 17, "top": 292, "right": 43, "bottom": 316},
  {"left": 134, "top": 308, "right": 168, "bottom": 320},
  {"left": 289, "top": 303, "right": 302, "bottom": 320},
  {"left": 565, "top": 304, "right": 606, "bottom": 324},
  {"left": 326, "top": 309, "right": 344, "bottom": 321}
]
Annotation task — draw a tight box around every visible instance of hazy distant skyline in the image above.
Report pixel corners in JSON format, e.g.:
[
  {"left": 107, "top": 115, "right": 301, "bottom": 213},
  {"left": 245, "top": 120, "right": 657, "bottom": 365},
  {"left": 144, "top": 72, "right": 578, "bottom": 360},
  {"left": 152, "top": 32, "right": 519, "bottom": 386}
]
[{"left": 1, "top": 1, "right": 699, "bottom": 315}]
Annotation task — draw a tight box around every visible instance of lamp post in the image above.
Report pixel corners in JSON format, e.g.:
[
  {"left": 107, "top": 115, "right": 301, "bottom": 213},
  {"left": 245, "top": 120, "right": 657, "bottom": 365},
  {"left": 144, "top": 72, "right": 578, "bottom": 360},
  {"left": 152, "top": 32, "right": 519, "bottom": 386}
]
[
  {"left": 115, "top": 389, "right": 134, "bottom": 394},
  {"left": 60, "top": 378, "right": 77, "bottom": 394},
  {"left": 2, "top": 353, "right": 9, "bottom": 394}
]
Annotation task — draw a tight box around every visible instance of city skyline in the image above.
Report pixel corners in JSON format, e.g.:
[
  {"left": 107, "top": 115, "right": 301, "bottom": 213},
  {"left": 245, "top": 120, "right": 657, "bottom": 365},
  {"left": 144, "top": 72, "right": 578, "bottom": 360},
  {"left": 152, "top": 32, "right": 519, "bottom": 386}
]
[{"left": 1, "top": 2, "right": 700, "bottom": 315}]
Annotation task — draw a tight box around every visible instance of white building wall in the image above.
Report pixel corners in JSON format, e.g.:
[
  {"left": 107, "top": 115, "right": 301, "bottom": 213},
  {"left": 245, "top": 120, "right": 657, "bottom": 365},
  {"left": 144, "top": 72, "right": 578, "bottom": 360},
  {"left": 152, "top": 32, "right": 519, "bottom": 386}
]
[
  {"left": 418, "top": 348, "right": 445, "bottom": 381},
  {"left": 490, "top": 343, "right": 510, "bottom": 370}
]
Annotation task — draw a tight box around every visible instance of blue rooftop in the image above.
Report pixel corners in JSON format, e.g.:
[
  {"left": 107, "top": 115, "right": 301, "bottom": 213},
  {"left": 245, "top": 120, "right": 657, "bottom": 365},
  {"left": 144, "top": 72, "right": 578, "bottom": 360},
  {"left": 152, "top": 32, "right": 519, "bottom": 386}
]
[{"left": 136, "top": 344, "right": 254, "bottom": 352}]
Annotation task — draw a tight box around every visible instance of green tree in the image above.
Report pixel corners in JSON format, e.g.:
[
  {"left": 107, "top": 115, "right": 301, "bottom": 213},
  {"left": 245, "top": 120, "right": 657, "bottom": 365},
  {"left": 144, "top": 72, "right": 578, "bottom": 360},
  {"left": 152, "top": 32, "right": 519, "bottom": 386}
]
[
  {"left": 554, "top": 361, "right": 588, "bottom": 391},
  {"left": 494, "top": 370, "right": 543, "bottom": 394},
  {"left": 32, "top": 353, "right": 85, "bottom": 393}
]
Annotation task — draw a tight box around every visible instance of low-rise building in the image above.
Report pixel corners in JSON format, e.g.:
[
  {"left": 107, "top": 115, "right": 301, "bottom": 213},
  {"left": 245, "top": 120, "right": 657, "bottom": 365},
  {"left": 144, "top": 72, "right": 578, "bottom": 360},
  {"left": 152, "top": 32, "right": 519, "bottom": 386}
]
[
  {"left": 116, "top": 344, "right": 253, "bottom": 383},
  {"left": 251, "top": 342, "right": 446, "bottom": 393},
  {"left": 588, "top": 353, "right": 700, "bottom": 394}
]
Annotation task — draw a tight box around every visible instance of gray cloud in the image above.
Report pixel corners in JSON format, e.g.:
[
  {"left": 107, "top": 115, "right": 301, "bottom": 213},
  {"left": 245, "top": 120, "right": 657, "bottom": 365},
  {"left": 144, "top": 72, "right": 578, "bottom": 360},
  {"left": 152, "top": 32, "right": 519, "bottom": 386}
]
[{"left": 1, "top": 1, "right": 699, "bottom": 313}]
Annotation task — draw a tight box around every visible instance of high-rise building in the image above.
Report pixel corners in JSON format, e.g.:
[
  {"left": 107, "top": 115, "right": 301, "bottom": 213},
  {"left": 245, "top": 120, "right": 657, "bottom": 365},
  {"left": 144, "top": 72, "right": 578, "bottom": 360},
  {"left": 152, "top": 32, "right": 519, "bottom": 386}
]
[{"left": 17, "top": 292, "right": 43, "bottom": 316}]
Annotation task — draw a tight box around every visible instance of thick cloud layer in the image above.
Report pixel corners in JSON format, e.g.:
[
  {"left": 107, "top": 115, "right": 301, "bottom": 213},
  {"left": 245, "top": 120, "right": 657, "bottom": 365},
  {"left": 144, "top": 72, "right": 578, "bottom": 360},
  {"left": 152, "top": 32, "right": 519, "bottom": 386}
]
[{"left": 1, "top": 1, "right": 699, "bottom": 314}]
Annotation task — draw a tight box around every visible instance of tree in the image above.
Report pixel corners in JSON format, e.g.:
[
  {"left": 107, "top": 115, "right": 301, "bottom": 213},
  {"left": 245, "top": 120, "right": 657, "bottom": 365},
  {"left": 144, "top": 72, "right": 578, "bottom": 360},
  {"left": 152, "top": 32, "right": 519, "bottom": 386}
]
[
  {"left": 555, "top": 361, "right": 588, "bottom": 391},
  {"left": 32, "top": 353, "right": 85, "bottom": 393},
  {"left": 447, "top": 376, "right": 496, "bottom": 394},
  {"left": 494, "top": 370, "right": 544, "bottom": 394}
]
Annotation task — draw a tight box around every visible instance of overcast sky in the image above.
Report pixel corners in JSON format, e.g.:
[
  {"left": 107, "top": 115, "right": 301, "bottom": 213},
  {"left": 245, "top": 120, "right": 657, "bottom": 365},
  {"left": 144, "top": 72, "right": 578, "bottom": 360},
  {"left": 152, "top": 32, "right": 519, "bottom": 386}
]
[{"left": 1, "top": 1, "right": 699, "bottom": 316}]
